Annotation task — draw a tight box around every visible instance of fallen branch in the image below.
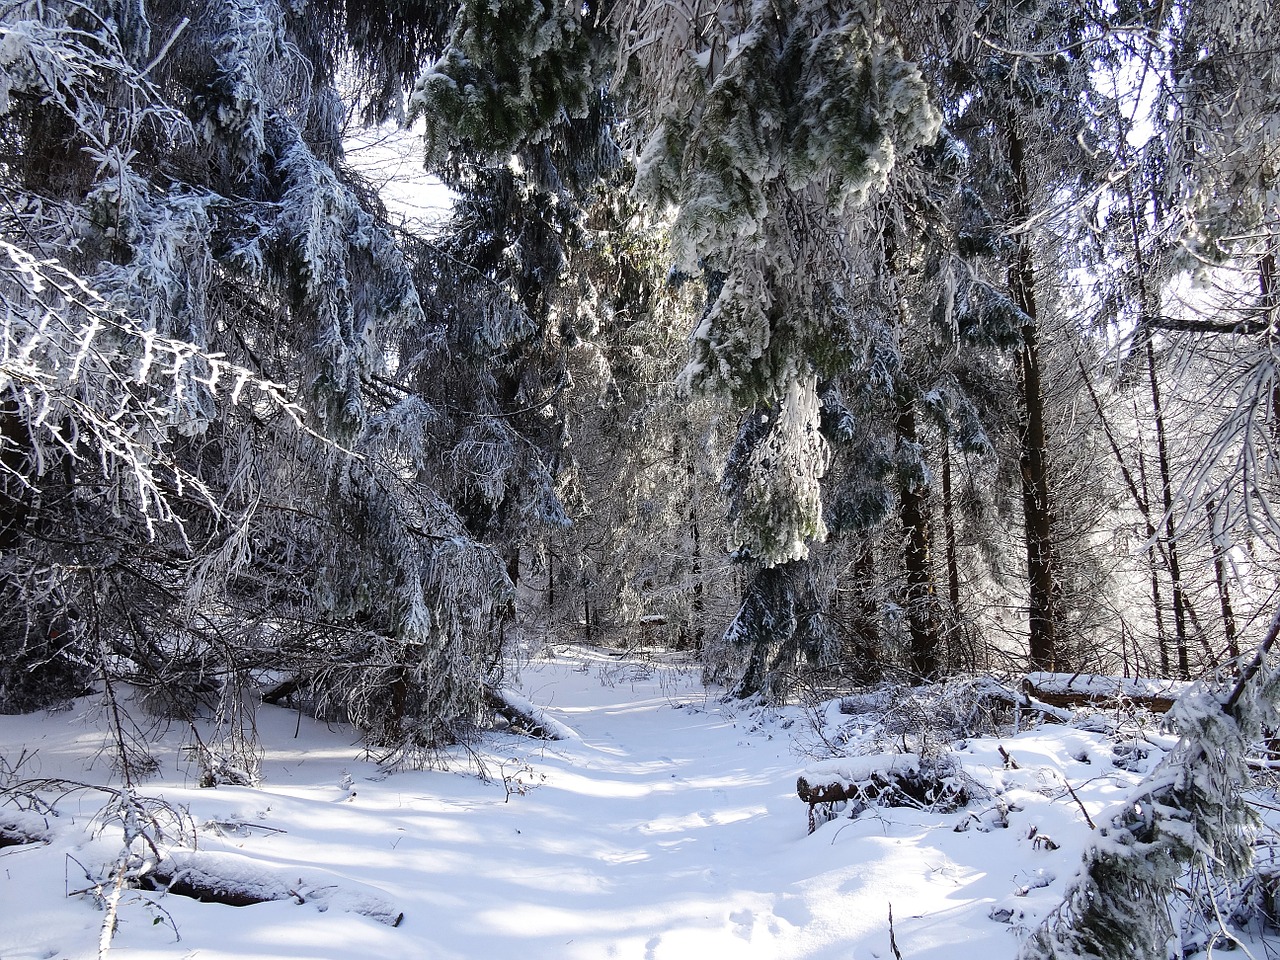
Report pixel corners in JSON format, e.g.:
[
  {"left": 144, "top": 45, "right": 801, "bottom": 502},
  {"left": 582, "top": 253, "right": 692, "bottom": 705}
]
[{"left": 889, "top": 903, "right": 904, "bottom": 960}]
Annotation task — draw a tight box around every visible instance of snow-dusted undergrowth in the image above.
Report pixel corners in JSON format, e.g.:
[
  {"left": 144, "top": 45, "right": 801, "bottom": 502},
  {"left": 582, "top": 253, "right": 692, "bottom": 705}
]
[{"left": 1, "top": 648, "right": 1277, "bottom": 959}]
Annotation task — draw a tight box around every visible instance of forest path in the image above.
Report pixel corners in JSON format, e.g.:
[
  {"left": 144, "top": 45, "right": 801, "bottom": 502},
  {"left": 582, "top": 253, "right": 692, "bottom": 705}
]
[
  {"left": 3, "top": 647, "right": 1023, "bottom": 960},
  {"left": 385, "top": 649, "right": 822, "bottom": 959}
]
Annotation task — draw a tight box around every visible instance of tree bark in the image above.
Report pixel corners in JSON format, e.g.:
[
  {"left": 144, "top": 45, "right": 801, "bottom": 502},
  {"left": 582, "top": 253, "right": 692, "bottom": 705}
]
[
  {"left": 896, "top": 397, "right": 940, "bottom": 678},
  {"left": 0, "top": 391, "right": 31, "bottom": 550},
  {"left": 1007, "top": 120, "right": 1057, "bottom": 671},
  {"left": 1141, "top": 330, "right": 1190, "bottom": 679},
  {"left": 941, "top": 446, "right": 962, "bottom": 666},
  {"left": 1206, "top": 498, "right": 1239, "bottom": 666}
]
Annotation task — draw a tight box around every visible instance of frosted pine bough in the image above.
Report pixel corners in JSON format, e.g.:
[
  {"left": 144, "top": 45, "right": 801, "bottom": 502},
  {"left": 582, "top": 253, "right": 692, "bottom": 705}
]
[
  {"left": 623, "top": 0, "right": 940, "bottom": 566},
  {"left": 0, "top": 0, "right": 515, "bottom": 758}
]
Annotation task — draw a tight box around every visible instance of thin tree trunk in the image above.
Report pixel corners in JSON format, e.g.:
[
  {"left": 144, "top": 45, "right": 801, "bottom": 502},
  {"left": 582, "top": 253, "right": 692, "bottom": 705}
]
[
  {"left": 1076, "top": 355, "right": 1171, "bottom": 675},
  {"left": 1136, "top": 445, "right": 1171, "bottom": 675},
  {"left": 853, "top": 541, "right": 878, "bottom": 660},
  {"left": 1007, "top": 120, "right": 1057, "bottom": 671},
  {"left": 690, "top": 506, "right": 705, "bottom": 651},
  {"left": 1144, "top": 332, "right": 1190, "bottom": 679},
  {"left": 1125, "top": 160, "right": 1189, "bottom": 679},
  {"left": 1206, "top": 497, "right": 1239, "bottom": 665},
  {"left": 547, "top": 551, "right": 555, "bottom": 611},
  {"left": 1262, "top": 245, "right": 1280, "bottom": 439}
]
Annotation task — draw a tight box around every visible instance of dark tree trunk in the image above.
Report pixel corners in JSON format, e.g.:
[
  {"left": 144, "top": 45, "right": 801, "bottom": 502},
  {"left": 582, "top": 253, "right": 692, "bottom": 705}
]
[
  {"left": 941, "top": 445, "right": 962, "bottom": 666},
  {"left": 1007, "top": 122, "right": 1058, "bottom": 672},
  {"left": 0, "top": 391, "right": 31, "bottom": 549},
  {"left": 690, "top": 506, "right": 705, "bottom": 651},
  {"left": 547, "top": 551, "right": 555, "bottom": 610},
  {"left": 896, "top": 397, "right": 940, "bottom": 679}
]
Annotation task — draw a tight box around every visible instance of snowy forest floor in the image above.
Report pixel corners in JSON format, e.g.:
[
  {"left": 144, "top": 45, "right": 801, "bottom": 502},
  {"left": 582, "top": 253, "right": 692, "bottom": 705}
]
[{"left": 2, "top": 647, "right": 1279, "bottom": 959}]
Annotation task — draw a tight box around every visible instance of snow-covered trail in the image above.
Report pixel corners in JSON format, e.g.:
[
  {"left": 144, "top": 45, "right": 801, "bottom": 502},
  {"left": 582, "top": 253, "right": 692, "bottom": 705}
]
[
  {"left": 397, "top": 655, "right": 814, "bottom": 959},
  {"left": 1, "top": 648, "right": 1108, "bottom": 960}
]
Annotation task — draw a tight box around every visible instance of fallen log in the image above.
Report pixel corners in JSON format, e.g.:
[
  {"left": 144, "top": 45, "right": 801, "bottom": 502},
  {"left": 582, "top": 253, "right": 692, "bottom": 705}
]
[
  {"left": 964, "top": 676, "right": 1077, "bottom": 723},
  {"left": 143, "top": 851, "right": 404, "bottom": 926},
  {"left": 485, "top": 686, "right": 577, "bottom": 740},
  {"left": 1023, "top": 673, "right": 1190, "bottom": 714},
  {"left": 797, "top": 755, "right": 972, "bottom": 833},
  {"left": 0, "top": 810, "right": 49, "bottom": 848}
]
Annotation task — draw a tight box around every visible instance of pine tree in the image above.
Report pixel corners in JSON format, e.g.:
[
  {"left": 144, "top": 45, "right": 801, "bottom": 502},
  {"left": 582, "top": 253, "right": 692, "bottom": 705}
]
[{"left": 0, "top": 0, "right": 517, "bottom": 763}]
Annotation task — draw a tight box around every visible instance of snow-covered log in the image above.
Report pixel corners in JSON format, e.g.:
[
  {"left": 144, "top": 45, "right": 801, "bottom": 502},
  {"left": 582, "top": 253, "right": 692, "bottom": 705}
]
[
  {"left": 144, "top": 851, "right": 403, "bottom": 926},
  {"left": 1024, "top": 673, "right": 1190, "bottom": 714},
  {"left": 485, "top": 686, "right": 578, "bottom": 741},
  {"left": 797, "top": 754, "right": 972, "bottom": 833},
  {"left": 0, "top": 809, "right": 49, "bottom": 848}
]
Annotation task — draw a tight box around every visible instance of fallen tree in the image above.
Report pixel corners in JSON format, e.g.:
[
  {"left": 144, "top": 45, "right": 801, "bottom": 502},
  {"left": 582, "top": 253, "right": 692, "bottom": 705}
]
[
  {"left": 1023, "top": 673, "right": 1190, "bottom": 715},
  {"left": 484, "top": 686, "right": 578, "bottom": 740}
]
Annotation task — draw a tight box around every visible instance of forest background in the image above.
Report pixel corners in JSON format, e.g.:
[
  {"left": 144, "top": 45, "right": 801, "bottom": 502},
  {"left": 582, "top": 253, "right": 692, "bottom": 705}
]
[
  {"left": 4, "top": 0, "right": 1280, "bottom": 955},
  {"left": 2, "top": 0, "right": 1277, "bottom": 757}
]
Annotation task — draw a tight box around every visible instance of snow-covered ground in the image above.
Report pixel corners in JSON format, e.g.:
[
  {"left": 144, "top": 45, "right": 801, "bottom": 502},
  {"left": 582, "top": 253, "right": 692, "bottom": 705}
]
[{"left": 0, "top": 648, "right": 1268, "bottom": 959}]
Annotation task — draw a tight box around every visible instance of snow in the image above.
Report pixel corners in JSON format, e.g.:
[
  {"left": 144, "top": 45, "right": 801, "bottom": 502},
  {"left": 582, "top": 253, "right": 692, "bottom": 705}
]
[
  {"left": 1025, "top": 672, "right": 1192, "bottom": 701},
  {"left": 0, "top": 648, "right": 1268, "bottom": 959}
]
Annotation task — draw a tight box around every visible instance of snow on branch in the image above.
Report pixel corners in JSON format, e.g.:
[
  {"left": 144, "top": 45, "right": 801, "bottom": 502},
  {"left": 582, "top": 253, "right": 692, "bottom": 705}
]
[{"left": 0, "top": 239, "right": 304, "bottom": 532}]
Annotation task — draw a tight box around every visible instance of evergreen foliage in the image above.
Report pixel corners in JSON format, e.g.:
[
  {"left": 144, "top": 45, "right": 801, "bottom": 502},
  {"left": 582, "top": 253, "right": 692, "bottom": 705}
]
[
  {"left": 0, "top": 0, "right": 513, "bottom": 761},
  {"left": 1021, "top": 644, "right": 1279, "bottom": 959}
]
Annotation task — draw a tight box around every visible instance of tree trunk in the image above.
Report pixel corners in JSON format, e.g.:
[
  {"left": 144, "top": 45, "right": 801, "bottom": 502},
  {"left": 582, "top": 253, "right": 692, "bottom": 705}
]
[
  {"left": 690, "top": 507, "right": 705, "bottom": 651},
  {"left": 1135, "top": 445, "right": 1172, "bottom": 675},
  {"left": 1143, "top": 332, "right": 1190, "bottom": 679},
  {"left": 1125, "top": 162, "right": 1189, "bottom": 679},
  {"left": 942, "top": 445, "right": 962, "bottom": 667},
  {"left": 896, "top": 396, "right": 940, "bottom": 678},
  {"left": 1262, "top": 245, "right": 1280, "bottom": 439},
  {"left": 0, "top": 391, "right": 30, "bottom": 549},
  {"left": 547, "top": 551, "right": 555, "bottom": 611},
  {"left": 1206, "top": 498, "right": 1239, "bottom": 666},
  {"left": 1007, "top": 121, "right": 1058, "bottom": 671}
]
